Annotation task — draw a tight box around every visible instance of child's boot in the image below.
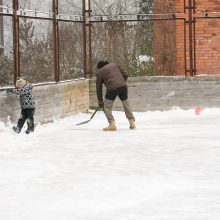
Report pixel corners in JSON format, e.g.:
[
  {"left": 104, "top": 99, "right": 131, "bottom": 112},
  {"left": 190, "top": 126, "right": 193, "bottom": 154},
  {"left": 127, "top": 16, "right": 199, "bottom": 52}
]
[
  {"left": 26, "top": 119, "right": 34, "bottom": 134},
  {"left": 25, "top": 129, "right": 33, "bottom": 134},
  {"left": 13, "top": 126, "right": 21, "bottom": 133}
]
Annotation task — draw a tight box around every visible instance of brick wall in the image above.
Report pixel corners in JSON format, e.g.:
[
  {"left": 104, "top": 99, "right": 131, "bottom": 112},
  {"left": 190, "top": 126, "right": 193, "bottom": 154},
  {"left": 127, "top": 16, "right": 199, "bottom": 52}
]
[
  {"left": 154, "top": 0, "right": 220, "bottom": 76},
  {"left": 195, "top": 0, "right": 220, "bottom": 11},
  {"left": 191, "top": 1, "right": 220, "bottom": 75},
  {"left": 89, "top": 76, "right": 220, "bottom": 111},
  {"left": 0, "top": 79, "right": 89, "bottom": 124},
  {"left": 195, "top": 18, "right": 220, "bottom": 75}
]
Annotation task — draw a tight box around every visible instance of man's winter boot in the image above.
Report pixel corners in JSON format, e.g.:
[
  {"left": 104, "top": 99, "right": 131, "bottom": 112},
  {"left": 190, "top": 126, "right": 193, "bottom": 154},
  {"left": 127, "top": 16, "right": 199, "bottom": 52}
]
[
  {"left": 13, "top": 126, "right": 21, "bottom": 133},
  {"left": 129, "top": 119, "right": 136, "bottom": 129},
  {"left": 103, "top": 121, "right": 117, "bottom": 131}
]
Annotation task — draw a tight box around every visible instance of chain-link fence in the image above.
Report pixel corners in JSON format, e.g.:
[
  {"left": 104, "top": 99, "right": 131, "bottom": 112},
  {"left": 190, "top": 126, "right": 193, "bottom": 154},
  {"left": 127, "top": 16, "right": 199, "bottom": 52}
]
[
  {"left": 0, "top": 0, "right": 220, "bottom": 87},
  {"left": 0, "top": 0, "right": 85, "bottom": 87},
  {"left": 87, "top": 0, "right": 186, "bottom": 77}
]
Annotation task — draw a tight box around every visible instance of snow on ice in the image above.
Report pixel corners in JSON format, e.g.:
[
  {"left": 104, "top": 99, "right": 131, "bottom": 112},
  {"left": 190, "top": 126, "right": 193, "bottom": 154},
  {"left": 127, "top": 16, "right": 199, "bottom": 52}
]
[{"left": 0, "top": 108, "right": 220, "bottom": 220}]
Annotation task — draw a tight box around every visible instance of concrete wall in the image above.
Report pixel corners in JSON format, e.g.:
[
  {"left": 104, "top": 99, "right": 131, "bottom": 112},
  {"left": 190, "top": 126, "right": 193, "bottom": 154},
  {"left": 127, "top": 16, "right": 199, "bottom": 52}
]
[
  {"left": 0, "top": 79, "right": 89, "bottom": 124},
  {"left": 1, "top": 76, "right": 220, "bottom": 125},
  {"left": 89, "top": 76, "right": 220, "bottom": 111}
]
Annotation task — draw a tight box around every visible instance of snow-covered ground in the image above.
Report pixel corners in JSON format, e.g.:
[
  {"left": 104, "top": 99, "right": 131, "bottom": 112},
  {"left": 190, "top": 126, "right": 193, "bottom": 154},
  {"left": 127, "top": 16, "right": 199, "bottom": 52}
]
[{"left": 0, "top": 108, "right": 220, "bottom": 220}]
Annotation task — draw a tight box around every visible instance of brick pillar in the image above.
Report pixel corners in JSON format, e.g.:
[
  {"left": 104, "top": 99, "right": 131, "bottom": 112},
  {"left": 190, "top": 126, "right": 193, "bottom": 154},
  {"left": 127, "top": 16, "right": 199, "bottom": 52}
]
[{"left": 153, "top": 0, "right": 177, "bottom": 76}]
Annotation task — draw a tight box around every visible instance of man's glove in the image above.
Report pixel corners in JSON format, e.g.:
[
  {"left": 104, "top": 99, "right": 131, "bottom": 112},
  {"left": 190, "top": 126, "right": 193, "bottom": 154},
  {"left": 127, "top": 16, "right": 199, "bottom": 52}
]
[{"left": 98, "top": 101, "right": 104, "bottom": 108}]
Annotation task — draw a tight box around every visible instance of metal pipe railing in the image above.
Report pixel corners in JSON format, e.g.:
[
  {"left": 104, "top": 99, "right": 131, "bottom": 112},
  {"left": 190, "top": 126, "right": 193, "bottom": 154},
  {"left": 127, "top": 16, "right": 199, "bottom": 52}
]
[{"left": 188, "top": 0, "right": 194, "bottom": 77}]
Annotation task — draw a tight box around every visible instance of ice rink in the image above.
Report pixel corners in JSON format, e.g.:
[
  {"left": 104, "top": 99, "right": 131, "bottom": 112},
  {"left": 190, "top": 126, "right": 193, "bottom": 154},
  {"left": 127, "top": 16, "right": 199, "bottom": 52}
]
[{"left": 0, "top": 108, "right": 220, "bottom": 220}]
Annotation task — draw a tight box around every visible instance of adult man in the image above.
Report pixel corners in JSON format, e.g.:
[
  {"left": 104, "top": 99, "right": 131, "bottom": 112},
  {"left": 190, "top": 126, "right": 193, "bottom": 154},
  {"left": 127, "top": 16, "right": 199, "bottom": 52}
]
[{"left": 96, "top": 60, "right": 135, "bottom": 131}]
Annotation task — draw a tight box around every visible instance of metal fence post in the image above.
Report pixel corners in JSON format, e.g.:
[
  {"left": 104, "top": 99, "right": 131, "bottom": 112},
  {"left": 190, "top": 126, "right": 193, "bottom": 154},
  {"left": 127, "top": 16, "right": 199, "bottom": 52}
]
[
  {"left": 82, "top": 0, "right": 87, "bottom": 78},
  {"left": 87, "top": 0, "right": 92, "bottom": 78},
  {"left": 52, "top": 0, "right": 59, "bottom": 82},
  {"left": 0, "top": 0, "right": 4, "bottom": 55},
  {"left": 56, "top": 0, "right": 60, "bottom": 81},
  {"left": 82, "top": 0, "right": 92, "bottom": 78},
  {"left": 188, "top": 0, "right": 194, "bottom": 76},
  {"left": 12, "top": 0, "right": 19, "bottom": 84}
]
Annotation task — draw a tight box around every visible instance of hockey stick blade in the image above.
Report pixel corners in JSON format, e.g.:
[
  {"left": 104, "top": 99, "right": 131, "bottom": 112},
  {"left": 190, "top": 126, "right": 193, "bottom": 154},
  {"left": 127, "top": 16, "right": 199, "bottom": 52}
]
[
  {"left": 75, "top": 119, "right": 91, "bottom": 126},
  {"left": 75, "top": 106, "right": 101, "bottom": 126}
]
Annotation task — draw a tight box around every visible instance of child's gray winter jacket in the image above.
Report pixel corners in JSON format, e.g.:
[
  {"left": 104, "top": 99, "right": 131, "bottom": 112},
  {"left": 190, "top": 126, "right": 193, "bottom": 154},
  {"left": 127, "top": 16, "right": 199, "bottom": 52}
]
[{"left": 12, "top": 84, "right": 35, "bottom": 109}]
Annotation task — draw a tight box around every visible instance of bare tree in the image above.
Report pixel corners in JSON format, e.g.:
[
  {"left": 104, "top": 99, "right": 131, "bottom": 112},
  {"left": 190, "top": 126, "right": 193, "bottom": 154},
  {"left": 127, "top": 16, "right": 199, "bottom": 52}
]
[{"left": 91, "top": 0, "right": 154, "bottom": 76}]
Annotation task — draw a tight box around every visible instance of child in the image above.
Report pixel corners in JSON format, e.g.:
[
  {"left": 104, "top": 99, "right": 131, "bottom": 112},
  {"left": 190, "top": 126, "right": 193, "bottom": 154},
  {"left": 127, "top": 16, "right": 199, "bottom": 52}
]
[{"left": 10, "top": 78, "right": 35, "bottom": 134}]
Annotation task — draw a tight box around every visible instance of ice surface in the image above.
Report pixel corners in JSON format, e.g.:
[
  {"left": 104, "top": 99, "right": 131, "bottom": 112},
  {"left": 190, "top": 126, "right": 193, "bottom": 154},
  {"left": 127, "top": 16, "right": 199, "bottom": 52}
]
[{"left": 0, "top": 109, "right": 220, "bottom": 220}]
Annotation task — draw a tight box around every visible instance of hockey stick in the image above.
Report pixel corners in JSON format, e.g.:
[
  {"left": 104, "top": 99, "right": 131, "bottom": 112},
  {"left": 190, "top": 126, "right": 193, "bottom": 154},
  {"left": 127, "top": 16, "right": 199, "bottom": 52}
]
[{"left": 75, "top": 106, "right": 101, "bottom": 126}]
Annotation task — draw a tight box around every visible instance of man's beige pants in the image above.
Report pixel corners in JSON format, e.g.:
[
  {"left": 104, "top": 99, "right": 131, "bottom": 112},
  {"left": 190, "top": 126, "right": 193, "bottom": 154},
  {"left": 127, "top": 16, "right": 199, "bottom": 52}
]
[{"left": 104, "top": 98, "right": 135, "bottom": 122}]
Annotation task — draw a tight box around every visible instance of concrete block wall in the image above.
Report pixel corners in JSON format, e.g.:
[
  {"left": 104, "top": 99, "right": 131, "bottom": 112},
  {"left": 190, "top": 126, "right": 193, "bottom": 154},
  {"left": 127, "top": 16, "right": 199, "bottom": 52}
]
[
  {"left": 0, "top": 79, "right": 89, "bottom": 124},
  {"left": 89, "top": 76, "right": 220, "bottom": 111},
  {"left": 2, "top": 76, "right": 220, "bottom": 125}
]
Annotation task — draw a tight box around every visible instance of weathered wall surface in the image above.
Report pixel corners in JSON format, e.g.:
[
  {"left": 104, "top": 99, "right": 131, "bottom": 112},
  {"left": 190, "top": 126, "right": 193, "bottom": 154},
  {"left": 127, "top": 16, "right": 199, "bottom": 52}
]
[
  {"left": 0, "top": 79, "right": 89, "bottom": 124},
  {"left": 89, "top": 76, "right": 220, "bottom": 111},
  {"left": 2, "top": 76, "right": 220, "bottom": 125}
]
